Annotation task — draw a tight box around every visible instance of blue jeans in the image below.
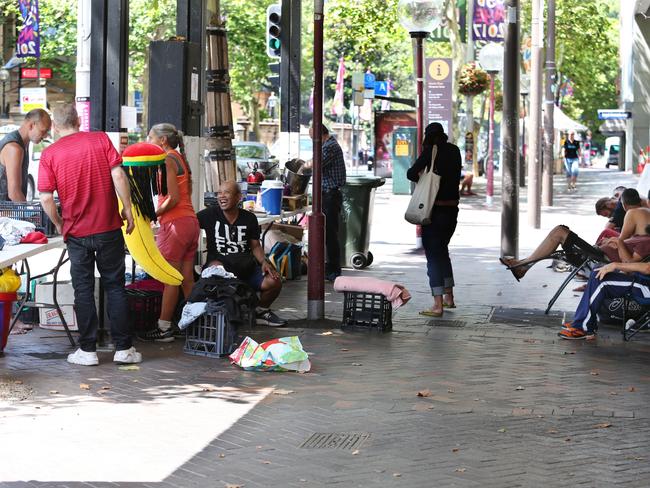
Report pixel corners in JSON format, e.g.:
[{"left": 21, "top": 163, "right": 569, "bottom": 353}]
[
  {"left": 421, "top": 206, "right": 458, "bottom": 296},
  {"left": 564, "top": 158, "right": 579, "bottom": 177},
  {"left": 572, "top": 271, "right": 650, "bottom": 332},
  {"left": 66, "top": 229, "right": 132, "bottom": 352}
]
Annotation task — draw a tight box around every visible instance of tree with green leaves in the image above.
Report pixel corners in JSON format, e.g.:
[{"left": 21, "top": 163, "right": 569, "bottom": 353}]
[
  {"left": 222, "top": 0, "right": 275, "bottom": 137},
  {"left": 521, "top": 0, "right": 619, "bottom": 136}
]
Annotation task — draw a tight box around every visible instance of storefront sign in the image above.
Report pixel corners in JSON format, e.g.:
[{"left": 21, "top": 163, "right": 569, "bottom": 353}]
[
  {"left": 16, "top": 0, "right": 40, "bottom": 58},
  {"left": 20, "top": 67, "right": 51, "bottom": 79},
  {"left": 424, "top": 58, "right": 453, "bottom": 140},
  {"left": 597, "top": 109, "right": 632, "bottom": 120},
  {"left": 472, "top": 0, "right": 505, "bottom": 42},
  {"left": 20, "top": 87, "right": 46, "bottom": 113}
]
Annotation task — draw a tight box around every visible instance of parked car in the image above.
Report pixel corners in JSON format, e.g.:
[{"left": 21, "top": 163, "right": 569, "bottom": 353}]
[
  {"left": 233, "top": 141, "right": 279, "bottom": 180},
  {"left": 0, "top": 123, "right": 50, "bottom": 201},
  {"left": 606, "top": 144, "right": 620, "bottom": 168}
]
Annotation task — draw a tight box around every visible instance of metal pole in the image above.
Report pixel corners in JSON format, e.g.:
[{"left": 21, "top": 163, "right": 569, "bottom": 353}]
[
  {"left": 413, "top": 32, "right": 426, "bottom": 249},
  {"left": 520, "top": 93, "right": 526, "bottom": 187},
  {"left": 1, "top": 82, "right": 5, "bottom": 118},
  {"left": 542, "top": 0, "right": 556, "bottom": 206},
  {"left": 307, "top": 0, "right": 325, "bottom": 320},
  {"left": 413, "top": 32, "right": 426, "bottom": 150},
  {"left": 501, "top": 0, "right": 519, "bottom": 259},
  {"left": 527, "top": 0, "right": 543, "bottom": 228},
  {"left": 486, "top": 72, "right": 495, "bottom": 206},
  {"left": 76, "top": 0, "right": 91, "bottom": 130},
  {"left": 466, "top": 0, "right": 478, "bottom": 177},
  {"left": 620, "top": 0, "right": 635, "bottom": 172}
]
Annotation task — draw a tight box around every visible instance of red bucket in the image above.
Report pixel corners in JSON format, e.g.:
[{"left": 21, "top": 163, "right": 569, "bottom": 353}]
[{"left": 0, "top": 292, "right": 17, "bottom": 352}]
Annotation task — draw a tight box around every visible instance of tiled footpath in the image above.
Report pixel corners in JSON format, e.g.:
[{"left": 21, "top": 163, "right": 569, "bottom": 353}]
[{"left": 1, "top": 166, "right": 649, "bottom": 487}]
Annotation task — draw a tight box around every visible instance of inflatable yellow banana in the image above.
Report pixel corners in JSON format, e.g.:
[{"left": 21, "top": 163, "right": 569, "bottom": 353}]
[{"left": 119, "top": 200, "right": 183, "bottom": 286}]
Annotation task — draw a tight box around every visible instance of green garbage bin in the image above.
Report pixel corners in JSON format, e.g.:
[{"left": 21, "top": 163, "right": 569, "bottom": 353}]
[{"left": 338, "top": 176, "right": 386, "bottom": 269}]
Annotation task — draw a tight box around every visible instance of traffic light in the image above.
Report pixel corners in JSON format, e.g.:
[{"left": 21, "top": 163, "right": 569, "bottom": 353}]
[
  {"left": 268, "top": 61, "right": 280, "bottom": 88},
  {"left": 266, "top": 4, "right": 281, "bottom": 58}
]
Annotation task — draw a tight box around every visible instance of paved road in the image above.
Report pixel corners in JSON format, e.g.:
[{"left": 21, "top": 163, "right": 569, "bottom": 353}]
[{"left": 1, "top": 167, "right": 649, "bottom": 487}]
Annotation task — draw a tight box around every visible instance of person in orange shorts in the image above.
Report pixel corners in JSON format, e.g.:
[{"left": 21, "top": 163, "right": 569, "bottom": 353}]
[{"left": 143, "top": 123, "right": 199, "bottom": 342}]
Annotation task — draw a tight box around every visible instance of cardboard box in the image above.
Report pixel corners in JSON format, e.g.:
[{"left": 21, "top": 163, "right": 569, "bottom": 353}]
[
  {"left": 267, "top": 223, "right": 304, "bottom": 241},
  {"left": 35, "top": 280, "right": 100, "bottom": 331}
]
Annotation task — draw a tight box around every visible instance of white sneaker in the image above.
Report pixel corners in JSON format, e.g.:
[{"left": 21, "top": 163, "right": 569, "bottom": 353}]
[
  {"left": 113, "top": 346, "right": 143, "bottom": 364},
  {"left": 67, "top": 348, "right": 99, "bottom": 366}
]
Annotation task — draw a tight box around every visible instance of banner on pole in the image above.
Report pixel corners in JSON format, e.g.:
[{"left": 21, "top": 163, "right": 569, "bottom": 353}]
[
  {"left": 430, "top": 0, "right": 467, "bottom": 43},
  {"left": 17, "top": 0, "right": 40, "bottom": 58},
  {"left": 472, "top": 0, "right": 505, "bottom": 42},
  {"left": 331, "top": 57, "right": 346, "bottom": 117}
]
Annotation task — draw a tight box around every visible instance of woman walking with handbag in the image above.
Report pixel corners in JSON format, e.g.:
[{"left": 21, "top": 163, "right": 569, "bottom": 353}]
[{"left": 407, "top": 123, "right": 462, "bottom": 317}]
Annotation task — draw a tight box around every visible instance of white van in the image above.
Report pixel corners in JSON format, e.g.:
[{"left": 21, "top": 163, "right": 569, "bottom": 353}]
[{"left": 605, "top": 136, "right": 620, "bottom": 168}]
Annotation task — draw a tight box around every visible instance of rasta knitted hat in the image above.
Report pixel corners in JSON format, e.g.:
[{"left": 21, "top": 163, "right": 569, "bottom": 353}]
[{"left": 121, "top": 142, "right": 167, "bottom": 167}]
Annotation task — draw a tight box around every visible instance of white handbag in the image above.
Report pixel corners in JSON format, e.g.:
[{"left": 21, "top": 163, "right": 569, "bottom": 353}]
[{"left": 404, "top": 145, "right": 441, "bottom": 225}]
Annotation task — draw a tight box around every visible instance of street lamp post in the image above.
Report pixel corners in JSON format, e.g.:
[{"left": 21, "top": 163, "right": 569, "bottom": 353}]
[
  {"left": 398, "top": 0, "right": 444, "bottom": 248},
  {"left": 0, "top": 69, "right": 9, "bottom": 119},
  {"left": 478, "top": 42, "right": 504, "bottom": 206},
  {"left": 397, "top": 0, "right": 444, "bottom": 150},
  {"left": 519, "top": 73, "right": 530, "bottom": 187}
]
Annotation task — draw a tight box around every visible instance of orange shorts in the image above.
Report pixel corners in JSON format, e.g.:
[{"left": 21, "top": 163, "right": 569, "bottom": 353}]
[{"left": 157, "top": 216, "right": 199, "bottom": 263}]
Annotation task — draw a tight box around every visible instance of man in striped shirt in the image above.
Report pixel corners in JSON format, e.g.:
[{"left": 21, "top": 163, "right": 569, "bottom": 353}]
[{"left": 307, "top": 124, "right": 346, "bottom": 281}]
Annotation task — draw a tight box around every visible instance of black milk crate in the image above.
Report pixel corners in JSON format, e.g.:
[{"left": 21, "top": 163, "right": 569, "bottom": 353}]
[
  {"left": 342, "top": 291, "right": 392, "bottom": 330},
  {"left": 184, "top": 306, "right": 236, "bottom": 358},
  {"left": 125, "top": 289, "right": 162, "bottom": 333},
  {"left": 0, "top": 201, "right": 57, "bottom": 236}
]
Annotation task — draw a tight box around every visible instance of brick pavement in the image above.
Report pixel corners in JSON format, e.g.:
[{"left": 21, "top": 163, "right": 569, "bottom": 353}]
[{"left": 1, "top": 168, "right": 649, "bottom": 487}]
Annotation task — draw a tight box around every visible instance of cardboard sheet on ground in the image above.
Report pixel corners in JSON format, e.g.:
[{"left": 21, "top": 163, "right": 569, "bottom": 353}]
[{"left": 229, "top": 336, "right": 311, "bottom": 372}]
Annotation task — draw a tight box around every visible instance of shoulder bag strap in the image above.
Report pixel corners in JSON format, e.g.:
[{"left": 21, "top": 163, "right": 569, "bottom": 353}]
[{"left": 430, "top": 144, "right": 438, "bottom": 173}]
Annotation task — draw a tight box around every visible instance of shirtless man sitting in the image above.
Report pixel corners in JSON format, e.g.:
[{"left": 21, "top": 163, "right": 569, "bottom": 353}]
[{"left": 603, "top": 188, "right": 650, "bottom": 262}]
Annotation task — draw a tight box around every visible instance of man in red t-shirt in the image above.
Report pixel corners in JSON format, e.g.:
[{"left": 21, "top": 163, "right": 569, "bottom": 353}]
[{"left": 39, "top": 103, "right": 142, "bottom": 366}]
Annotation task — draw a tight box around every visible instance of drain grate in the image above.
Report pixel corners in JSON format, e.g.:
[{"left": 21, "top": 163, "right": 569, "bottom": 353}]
[
  {"left": 427, "top": 320, "right": 466, "bottom": 328},
  {"left": 300, "top": 432, "right": 370, "bottom": 450},
  {"left": 25, "top": 352, "right": 69, "bottom": 360},
  {"left": 490, "top": 307, "right": 565, "bottom": 328}
]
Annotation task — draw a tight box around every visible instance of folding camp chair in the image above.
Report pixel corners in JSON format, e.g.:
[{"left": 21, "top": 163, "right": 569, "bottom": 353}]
[
  {"left": 504, "top": 247, "right": 608, "bottom": 315},
  {"left": 622, "top": 272, "right": 650, "bottom": 341}
]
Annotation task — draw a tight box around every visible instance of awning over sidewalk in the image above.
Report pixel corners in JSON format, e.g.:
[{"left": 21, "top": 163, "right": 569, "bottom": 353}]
[
  {"left": 543, "top": 106, "right": 588, "bottom": 132},
  {"left": 599, "top": 118, "right": 626, "bottom": 135}
]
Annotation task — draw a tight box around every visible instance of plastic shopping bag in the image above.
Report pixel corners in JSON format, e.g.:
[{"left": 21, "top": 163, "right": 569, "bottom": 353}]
[{"left": 229, "top": 336, "right": 311, "bottom": 372}]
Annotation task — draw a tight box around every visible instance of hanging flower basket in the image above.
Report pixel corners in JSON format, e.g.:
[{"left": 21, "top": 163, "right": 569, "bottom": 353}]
[{"left": 458, "top": 62, "right": 489, "bottom": 97}]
